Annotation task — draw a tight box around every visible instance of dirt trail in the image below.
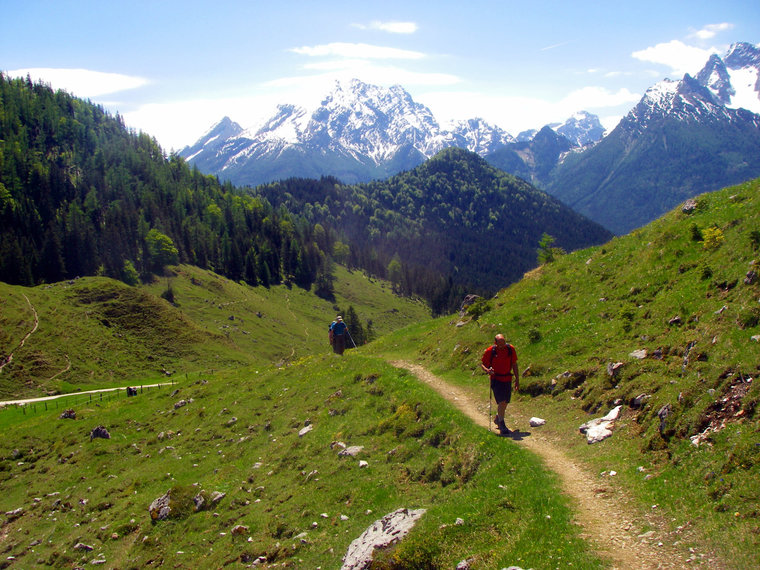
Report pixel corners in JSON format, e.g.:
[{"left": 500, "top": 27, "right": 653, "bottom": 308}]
[
  {"left": 0, "top": 294, "right": 39, "bottom": 372},
  {"left": 391, "top": 360, "right": 711, "bottom": 570}
]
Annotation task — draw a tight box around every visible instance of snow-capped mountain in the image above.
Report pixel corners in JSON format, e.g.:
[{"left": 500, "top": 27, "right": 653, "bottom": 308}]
[
  {"left": 544, "top": 41, "right": 760, "bottom": 235},
  {"left": 180, "top": 79, "right": 556, "bottom": 186},
  {"left": 699, "top": 42, "right": 760, "bottom": 114},
  {"left": 554, "top": 111, "right": 606, "bottom": 146}
]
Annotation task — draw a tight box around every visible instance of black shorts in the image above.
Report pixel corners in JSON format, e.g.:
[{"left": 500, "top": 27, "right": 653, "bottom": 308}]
[{"left": 490, "top": 378, "right": 512, "bottom": 404}]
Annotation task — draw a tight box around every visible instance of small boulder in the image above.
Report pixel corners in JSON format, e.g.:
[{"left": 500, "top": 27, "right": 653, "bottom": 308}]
[
  {"left": 579, "top": 405, "right": 622, "bottom": 444},
  {"left": 231, "top": 524, "right": 249, "bottom": 536},
  {"left": 149, "top": 491, "right": 172, "bottom": 521},
  {"left": 90, "top": 426, "right": 110, "bottom": 440},
  {"left": 73, "top": 542, "right": 94, "bottom": 551},
  {"left": 630, "top": 349, "right": 647, "bottom": 360},
  {"left": 338, "top": 445, "right": 365, "bottom": 457},
  {"left": 607, "top": 362, "right": 624, "bottom": 377},
  {"left": 341, "top": 508, "right": 426, "bottom": 570},
  {"left": 529, "top": 417, "right": 546, "bottom": 427},
  {"left": 5, "top": 508, "right": 23, "bottom": 521}
]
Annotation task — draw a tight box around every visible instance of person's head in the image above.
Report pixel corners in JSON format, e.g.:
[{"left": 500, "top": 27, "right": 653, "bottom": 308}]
[
  {"left": 336, "top": 315, "right": 343, "bottom": 321},
  {"left": 494, "top": 333, "right": 507, "bottom": 347}
]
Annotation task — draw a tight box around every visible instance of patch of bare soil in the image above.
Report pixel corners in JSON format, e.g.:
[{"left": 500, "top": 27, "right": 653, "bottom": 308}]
[{"left": 391, "top": 360, "right": 719, "bottom": 569}]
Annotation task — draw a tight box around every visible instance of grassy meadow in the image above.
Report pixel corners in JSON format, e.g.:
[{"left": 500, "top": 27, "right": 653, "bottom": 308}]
[
  {"left": 370, "top": 178, "right": 760, "bottom": 567},
  {"left": 1, "top": 178, "right": 759, "bottom": 568}
]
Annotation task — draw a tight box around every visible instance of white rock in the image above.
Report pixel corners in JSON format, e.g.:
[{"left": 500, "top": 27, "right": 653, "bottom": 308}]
[
  {"left": 529, "top": 417, "right": 546, "bottom": 427},
  {"left": 338, "top": 445, "right": 364, "bottom": 457},
  {"left": 341, "top": 508, "right": 426, "bottom": 570},
  {"left": 298, "top": 424, "right": 314, "bottom": 437}
]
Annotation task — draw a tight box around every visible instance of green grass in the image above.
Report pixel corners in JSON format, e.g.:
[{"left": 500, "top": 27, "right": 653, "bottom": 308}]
[
  {"left": 0, "top": 264, "right": 430, "bottom": 399},
  {"left": 368, "top": 178, "right": 760, "bottom": 567},
  {"left": 1, "top": 179, "right": 759, "bottom": 567},
  {"left": 0, "top": 354, "right": 603, "bottom": 569}
]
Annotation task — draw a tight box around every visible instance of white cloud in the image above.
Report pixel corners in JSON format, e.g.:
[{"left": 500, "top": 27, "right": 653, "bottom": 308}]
[
  {"left": 290, "top": 42, "right": 425, "bottom": 60},
  {"left": 419, "top": 85, "right": 640, "bottom": 136},
  {"left": 692, "top": 23, "right": 734, "bottom": 40},
  {"left": 6, "top": 67, "right": 148, "bottom": 98},
  {"left": 354, "top": 21, "right": 418, "bottom": 34},
  {"left": 560, "top": 86, "right": 640, "bottom": 110},
  {"left": 631, "top": 40, "right": 717, "bottom": 76}
]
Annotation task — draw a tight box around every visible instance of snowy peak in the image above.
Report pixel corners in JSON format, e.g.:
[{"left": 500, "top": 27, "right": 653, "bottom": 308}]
[
  {"left": 304, "top": 79, "right": 443, "bottom": 162},
  {"left": 449, "top": 117, "right": 516, "bottom": 154},
  {"left": 182, "top": 116, "right": 243, "bottom": 162},
  {"left": 724, "top": 42, "right": 760, "bottom": 69},
  {"left": 702, "top": 42, "right": 760, "bottom": 115},
  {"left": 554, "top": 111, "right": 606, "bottom": 146}
]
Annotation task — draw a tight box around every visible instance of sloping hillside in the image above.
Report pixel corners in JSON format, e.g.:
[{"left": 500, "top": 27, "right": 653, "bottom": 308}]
[
  {"left": 370, "top": 177, "right": 760, "bottom": 566},
  {"left": 0, "top": 264, "right": 429, "bottom": 399}
]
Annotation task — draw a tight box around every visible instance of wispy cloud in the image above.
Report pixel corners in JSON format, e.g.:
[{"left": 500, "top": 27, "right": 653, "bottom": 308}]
[
  {"left": 290, "top": 42, "right": 425, "bottom": 60},
  {"left": 353, "top": 21, "right": 418, "bottom": 34},
  {"left": 631, "top": 40, "right": 717, "bottom": 76},
  {"left": 541, "top": 41, "right": 572, "bottom": 52},
  {"left": 6, "top": 68, "right": 148, "bottom": 97},
  {"left": 691, "top": 23, "right": 734, "bottom": 40}
]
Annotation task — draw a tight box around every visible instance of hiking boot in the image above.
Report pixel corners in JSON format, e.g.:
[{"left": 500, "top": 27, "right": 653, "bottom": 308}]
[
  {"left": 494, "top": 415, "right": 500, "bottom": 427},
  {"left": 497, "top": 419, "right": 511, "bottom": 436}
]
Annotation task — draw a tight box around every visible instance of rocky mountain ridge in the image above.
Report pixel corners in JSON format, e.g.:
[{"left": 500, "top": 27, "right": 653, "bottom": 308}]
[
  {"left": 543, "top": 41, "right": 760, "bottom": 235},
  {"left": 180, "top": 78, "right": 600, "bottom": 186}
]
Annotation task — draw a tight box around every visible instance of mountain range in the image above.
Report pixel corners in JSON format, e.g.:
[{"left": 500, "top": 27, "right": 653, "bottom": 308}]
[
  {"left": 181, "top": 42, "right": 760, "bottom": 235},
  {"left": 545, "top": 41, "right": 760, "bottom": 234},
  {"left": 179, "top": 80, "right": 604, "bottom": 188}
]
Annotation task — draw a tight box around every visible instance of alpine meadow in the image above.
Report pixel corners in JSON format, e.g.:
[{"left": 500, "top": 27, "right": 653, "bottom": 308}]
[{"left": 1, "top": 65, "right": 760, "bottom": 570}]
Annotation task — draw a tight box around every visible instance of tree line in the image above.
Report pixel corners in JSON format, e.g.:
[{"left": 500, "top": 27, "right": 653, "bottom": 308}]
[
  {"left": 0, "top": 75, "right": 611, "bottom": 316},
  {"left": 0, "top": 74, "right": 330, "bottom": 296}
]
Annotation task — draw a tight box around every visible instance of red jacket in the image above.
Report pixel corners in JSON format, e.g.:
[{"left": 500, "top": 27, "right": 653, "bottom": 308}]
[{"left": 482, "top": 344, "right": 517, "bottom": 381}]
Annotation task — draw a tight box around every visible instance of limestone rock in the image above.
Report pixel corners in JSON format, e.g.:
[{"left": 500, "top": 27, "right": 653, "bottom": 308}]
[
  {"left": 341, "top": 507, "right": 426, "bottom": 570},
  {"left": 338, "top": 445, "right": 365, "bottom": 457},
  {"left": 630, "top": 349, "right": 647, "bottom": 359},
  {"left": 5, "top": 508, "right": 23, "bottom": 521},
  {"left": 529, "top": 417, "right": 546, "bottom": 427},
  {"left": 579, "top": 405, "right": 622, "bottom": 444},
  {"left": 74, "top": 542, "right": 94, "bottom": 551},
  {"left": 149, "top": 491, "right": 172, "bottom": 521}
]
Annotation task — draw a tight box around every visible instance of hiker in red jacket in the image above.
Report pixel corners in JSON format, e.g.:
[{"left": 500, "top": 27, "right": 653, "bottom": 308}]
[{"left": 481, "top": 334, "right": 520, "bottom": 436}]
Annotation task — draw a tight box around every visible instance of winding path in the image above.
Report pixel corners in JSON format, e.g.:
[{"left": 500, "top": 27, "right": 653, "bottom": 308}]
[
  {"left": 391, "top": 360, "right": 714, "bottom": 569},
  {"left": 0, "top": 294, "right": 39, "bottom": 372}
]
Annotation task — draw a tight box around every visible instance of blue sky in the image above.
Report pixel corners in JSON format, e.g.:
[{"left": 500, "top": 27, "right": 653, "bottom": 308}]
[{"left": 3, "top": 0, "right": 759, "bottom": 151}]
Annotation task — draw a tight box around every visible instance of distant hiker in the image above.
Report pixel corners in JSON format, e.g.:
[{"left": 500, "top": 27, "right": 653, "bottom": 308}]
[
  {"left": 481, "top": 334, "right": 519, "bottom": 436},
  {"left": 329, "top": 315, "right": 347, "bottom": 355}
]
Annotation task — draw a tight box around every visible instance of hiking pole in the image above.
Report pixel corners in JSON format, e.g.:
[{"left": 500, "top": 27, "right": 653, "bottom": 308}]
[
  {"left": 488, "top": 379, "right": 492, "bottom": 433},
  {"left": 346, "top": 328, "right": 357, "bottom": 349}
]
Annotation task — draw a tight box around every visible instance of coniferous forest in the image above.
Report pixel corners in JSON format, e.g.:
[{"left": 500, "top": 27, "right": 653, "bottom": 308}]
[
  {"left": 0, "top": 75, "right": 330, "bottom": 291},
  {"left": 0, "top": 75, "right": 611, "bottom": 314}
]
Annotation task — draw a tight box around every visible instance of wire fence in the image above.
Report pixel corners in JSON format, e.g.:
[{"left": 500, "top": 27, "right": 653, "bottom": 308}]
[{"left": 0, "top": 379, "right": 178, "bottom": 419}]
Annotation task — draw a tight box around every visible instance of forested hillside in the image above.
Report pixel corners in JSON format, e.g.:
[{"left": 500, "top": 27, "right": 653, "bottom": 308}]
[
  {"left": 257, "top": 148, "right": 612, "bottom": 312},
  {"left": 0, "top": 74, "right": 330, "bottom": 293},
  {"left": 0, "top": 76, "right": 609, "bottom": 314}
]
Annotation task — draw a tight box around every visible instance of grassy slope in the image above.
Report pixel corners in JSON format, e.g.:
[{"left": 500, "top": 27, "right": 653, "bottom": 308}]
[
  {"left": 0, "top": 264, "right": 430, "bottom": 399},
  {"left": 370, "top": 178, "right": 760, "bottom": 567},
  {"left": 0, "top": 354, "right": 603, "bottom": 569},
  {"left": 1, "top": 180, "right": 758, "bottom": 568}
]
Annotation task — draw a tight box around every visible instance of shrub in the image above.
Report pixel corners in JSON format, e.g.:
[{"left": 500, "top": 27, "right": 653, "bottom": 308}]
[{"left": 702, "top": 227, "right": 724, "bottom": 250}]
